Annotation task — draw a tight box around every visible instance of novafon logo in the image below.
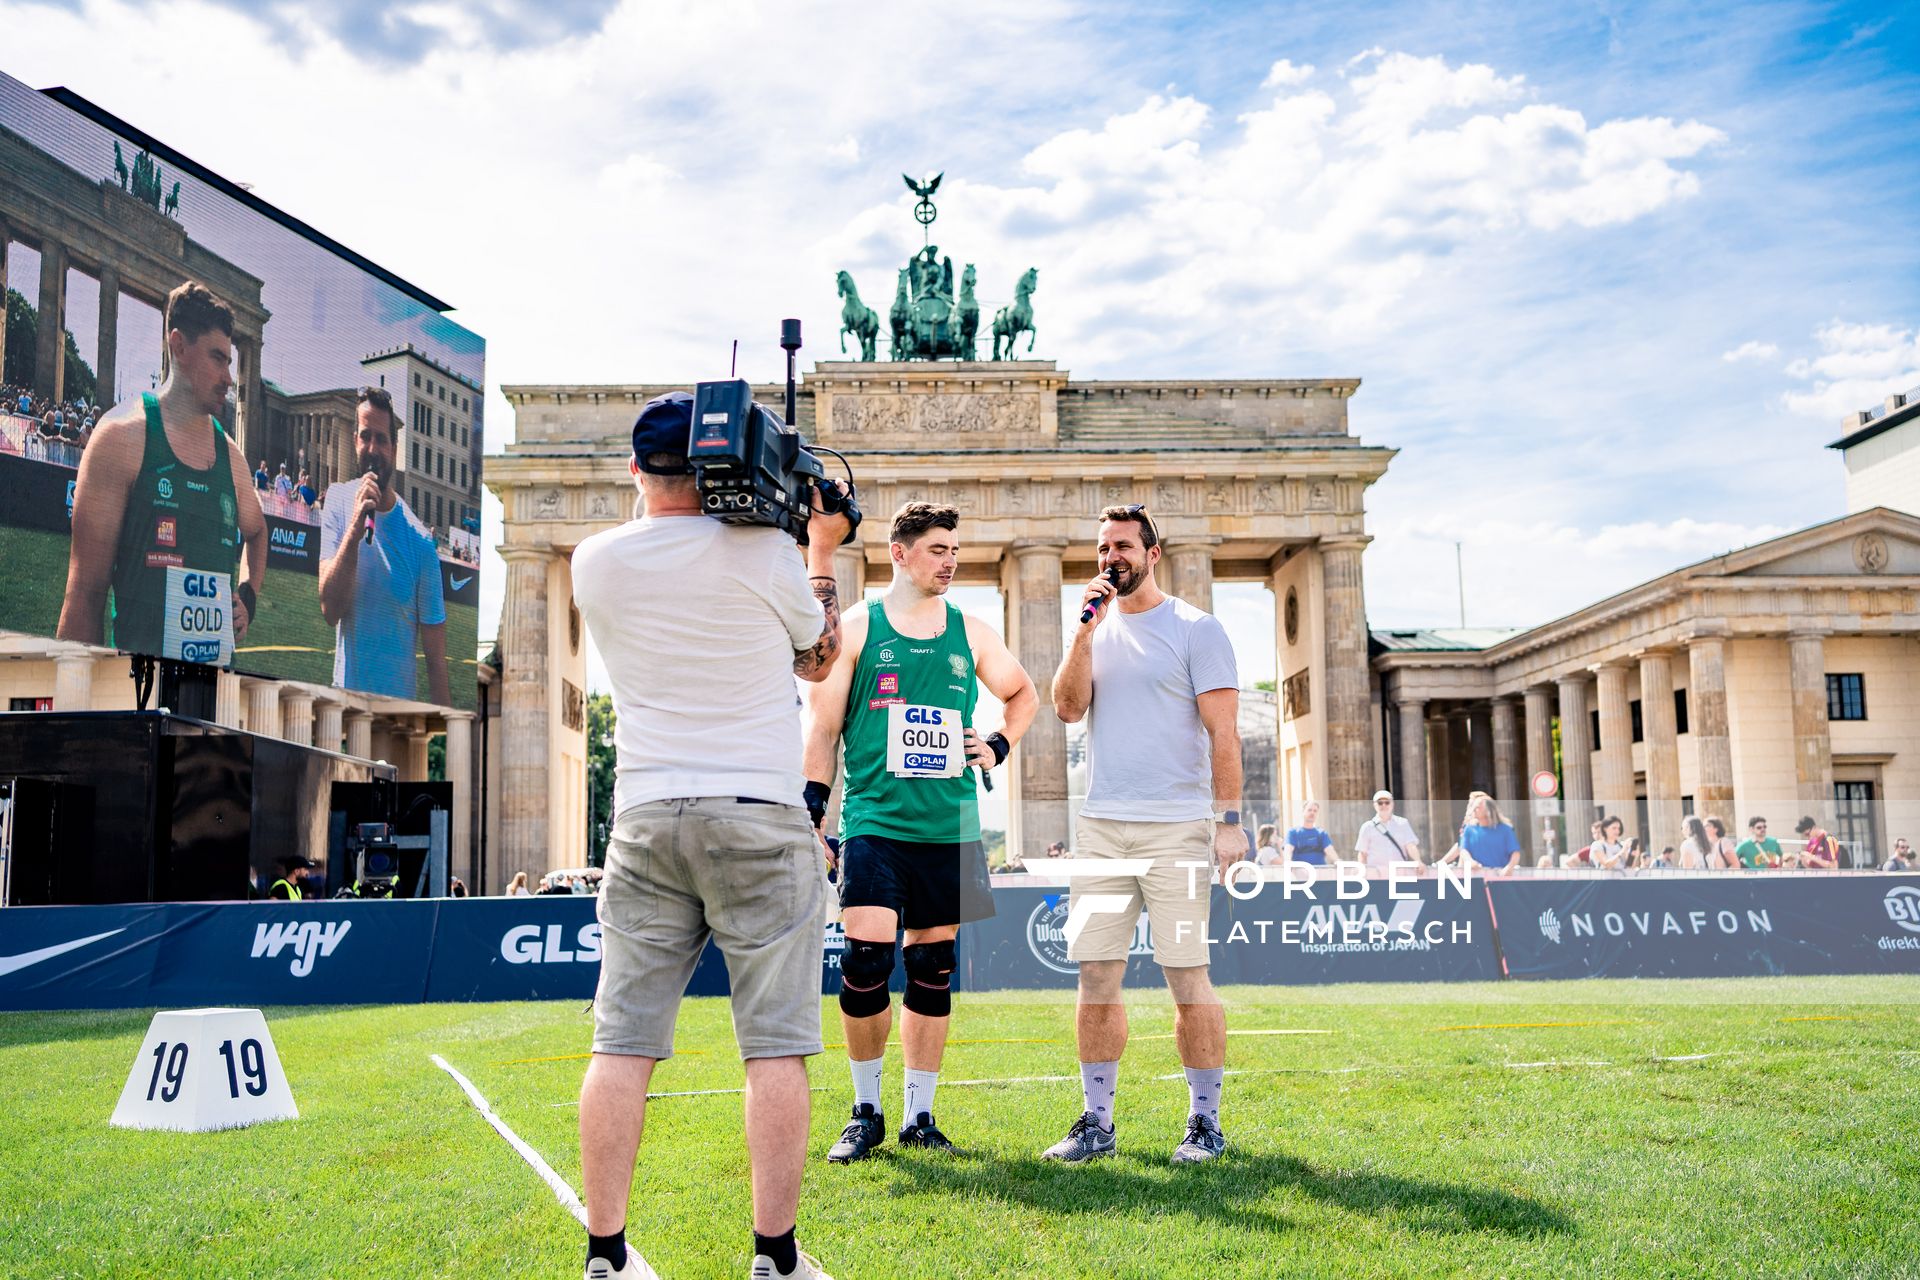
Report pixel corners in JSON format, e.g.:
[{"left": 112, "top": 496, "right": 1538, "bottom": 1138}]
[
  {"left": 251, "top": 920, "right": 353, "bottom": 977},
  {"left": 1538, "top": 908, "right": 1562, "bottom": 944}
]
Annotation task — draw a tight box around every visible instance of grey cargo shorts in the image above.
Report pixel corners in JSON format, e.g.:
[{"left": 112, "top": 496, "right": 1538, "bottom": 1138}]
[{"left": 593, "top": 796, "right": 826, "bottom": 1060}]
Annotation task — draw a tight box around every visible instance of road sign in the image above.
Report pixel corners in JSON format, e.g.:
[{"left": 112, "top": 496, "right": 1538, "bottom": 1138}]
[
  {"left": 1530, "top": 770, "right": 1559, "bottom": 800},
  {"left": 110, "top": 1008, "right": 296, "bottom": 1132}
]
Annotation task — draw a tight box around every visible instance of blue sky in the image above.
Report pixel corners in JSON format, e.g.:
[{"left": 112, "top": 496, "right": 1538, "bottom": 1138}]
[{"left": 5, "top": 0, "right": 1918, "bottom": 662}]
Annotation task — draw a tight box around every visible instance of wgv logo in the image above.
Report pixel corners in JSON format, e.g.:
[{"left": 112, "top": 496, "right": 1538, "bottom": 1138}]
[
  {"left": 251, "top": 920, "right": 353, "bottom": 977},
  {"left": 501, "top": 923, "right": 603, "bottom": 964}
]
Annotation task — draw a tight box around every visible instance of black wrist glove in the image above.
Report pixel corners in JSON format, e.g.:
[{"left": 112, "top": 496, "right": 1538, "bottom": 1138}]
[
  {"left": 985, "top": 732, "right": 1010, "bottom": 767},
  {"left": 803, "top": 780, "right": 832, "bottom": 829}
]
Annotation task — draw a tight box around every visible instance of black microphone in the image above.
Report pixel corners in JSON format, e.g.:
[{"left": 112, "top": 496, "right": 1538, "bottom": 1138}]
[{"left": 1080, "top": 565, "right": 1122, "bottom": 624}]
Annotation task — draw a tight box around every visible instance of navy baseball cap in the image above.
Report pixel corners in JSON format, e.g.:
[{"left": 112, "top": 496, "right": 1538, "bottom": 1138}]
[{"left": 631, "top": 392, "right": 694, "bottom": 474}]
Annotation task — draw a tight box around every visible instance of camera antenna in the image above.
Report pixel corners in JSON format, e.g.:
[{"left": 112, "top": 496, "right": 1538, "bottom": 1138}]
[
  {"left": 781, "top": 319, "right": 802, "bottom": 428},
  {"left": 730, "top": 339, "right": 738, "bottom": 378}
]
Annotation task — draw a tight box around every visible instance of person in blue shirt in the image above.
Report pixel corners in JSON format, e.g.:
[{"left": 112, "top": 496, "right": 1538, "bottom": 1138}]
[
  {"left": 1442, "top": 793, "right": 1521, "bottom": 875},
  {"left": 1283, "top": 800, "right": 1334, "bottom": 866}
]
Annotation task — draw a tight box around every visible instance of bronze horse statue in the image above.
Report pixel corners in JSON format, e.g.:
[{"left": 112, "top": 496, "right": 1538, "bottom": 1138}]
[
  {"left": 992, "top": 267, "right": 1039, "bottom": 360},
  {"left": 836, "top": 271, "right": 879, "bottom": 361},
  {"left": 957, "top": 264, "right": 979, "bottom": 359},
  {"left": 889, "top": 269, "right": 912, "bottom": 360}
]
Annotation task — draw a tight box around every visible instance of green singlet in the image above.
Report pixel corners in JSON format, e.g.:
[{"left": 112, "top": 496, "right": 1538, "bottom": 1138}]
[
  {"left": 838, "top": 598, "right": 981, "bottom": 844},
  {"left": 106, "top": 393, "right": 240, "bottom": 655}
]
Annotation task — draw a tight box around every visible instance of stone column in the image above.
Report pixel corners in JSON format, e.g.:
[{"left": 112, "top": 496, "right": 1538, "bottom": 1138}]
[
  {"left": 1319, "top": 536, "right": 1375, "bottom": 836},
  {"left": 1593, "top": 660, "right": 1635, "bottom": 838},
  {"left": 344, "top": 710, "right": 374, "bottom": 760},
  {"left": 314, "top": 700, "right": 345, "bottom": 754},
  {"left": 1396, "top": 698, "right": 1431, "bottom": 849},
  {"left": 1556, "top": 674, "right": 1594, "bottom": 836},
  {"left": 499, "top": 547, "right": 553, "bottom": 882},
  {"left": 214, "top": 671, "right": 243, "bottom": 728},
  {"left": 1467, "top": 703, "right": 1495, "bottom": 796},
  {"left": 281, "top": 690, "right": 315, "bottom": 747},
  {"left": 95, "top": 265, "right": 119, "bottom": 407},
  {"left": 1164, "top": 538, "right": 1220, "bottom": 613},
  {"left": 1788, "top": 628, "right": 1834, "bottom": 823},
  {"left": 52, "top": 651, "right": 93, "bottom": 711},
  {"left": 444, "top": 711, "right": 475, "bottom": 888},
  {"left": 1491, "top": 695, "right": 1523, "bottom": 827},
  {"left": 1003, "top": 539, "right": 1069, "bottom": 858},
  {"left": 35, "top": 239, "right": 68, "bottom": 403},
  {"left": 1523, "top": 685, "right": 1555, "bottom": 858},
  {"left": 1686, "top": 632, "right": 1735, "bottom": 822},
  {"left": 1425, "top": 709, "right": 1452, "bottom": 856},
  {"left": 406, "top": 726, "right": 431, "bottom": 781},
  {"left": 1638, "top": 650, "right": 1683, "bottom": 850},
  {"left": 1447, "top": 709, "right": 1474, "bottom": 824},
  {"left": 246, "top": 679, "right": 282, "bottom": 739},
  {"left": 832, "top": 544, "right": 867, "bottom": 609}
]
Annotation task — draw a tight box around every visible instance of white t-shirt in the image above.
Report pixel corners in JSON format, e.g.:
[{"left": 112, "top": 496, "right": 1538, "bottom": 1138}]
[
  {"left": 571, "top": 515, "right": 823, "bottom": 815},
  {"left": 1354, "top": 814, "right": 1420, "bottom": 868},
  {"left": 1081, "top": 595, "right": 1239, "bottom": 823}
]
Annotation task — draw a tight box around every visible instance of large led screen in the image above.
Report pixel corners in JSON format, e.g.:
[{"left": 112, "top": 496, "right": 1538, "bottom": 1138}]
[{"left": 1, "top": 71, "right": 482, "bottom": 711}]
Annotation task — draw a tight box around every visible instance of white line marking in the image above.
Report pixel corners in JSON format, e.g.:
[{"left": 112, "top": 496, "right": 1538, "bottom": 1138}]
[
  {"left": 1506, "top": 1060, "right": 1612, "bottom": 1069},
  {"left": 1654, "top": 1053, "right": 1715, "bottom": 1062},
  {"left": 432, "top": 1054, "right": 593, "bottom": 1231}
]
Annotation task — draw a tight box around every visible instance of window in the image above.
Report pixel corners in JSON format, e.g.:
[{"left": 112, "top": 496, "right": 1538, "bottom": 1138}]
[
  {"left": 1681, "top": 794, "right": 1694, "bottom": 817},
  {"left": 1827, "top": 674, "right": 1866, "bottom": 721},
  {"left": 413, "top": 372, "right": 420, "bottom": 387},
  {"left": 410, "top": 441, "right": 418, "bottom": 468},
  {"left": 1674, "top": 688, "right": 1689, "bottom": 735},
  {"left": 1630, "top": 699, "right": 1643, "bottom": 744},
  {"left": 1590, "top": 708, "right": 1601, "bottom": 749},
  {"left": 1834, "top": 781, "right": 1877, "bottom": 866},
  {"left": 9, "top": 696, "right": 52, "bottom": 711}
]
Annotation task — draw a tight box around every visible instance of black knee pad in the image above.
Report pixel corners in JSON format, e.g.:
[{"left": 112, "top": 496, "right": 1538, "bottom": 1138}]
[
  {"left": 902, "top": 940, "right": 956, "bottom": 1018},
  {"left": 838, "top": 938, "right": 895, "bottom": 1019}
]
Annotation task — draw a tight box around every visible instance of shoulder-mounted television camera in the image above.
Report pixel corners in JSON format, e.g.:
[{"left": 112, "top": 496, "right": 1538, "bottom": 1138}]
[{"left": 687, "top": 320, "right": 860, "bottom": 546}]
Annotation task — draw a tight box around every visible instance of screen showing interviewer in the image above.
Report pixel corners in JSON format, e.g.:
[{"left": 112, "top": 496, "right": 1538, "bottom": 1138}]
[{"left": 0, "top": 70, "right": 483, "bottom": 712}]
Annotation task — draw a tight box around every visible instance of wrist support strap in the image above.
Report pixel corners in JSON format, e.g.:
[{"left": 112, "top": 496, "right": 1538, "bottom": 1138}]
[
  {"left": 985, "top": 732, "right": 1010, "bottom": 767},
  {"left": 803, "top": 780, "right": 831, "bottom": 829}
]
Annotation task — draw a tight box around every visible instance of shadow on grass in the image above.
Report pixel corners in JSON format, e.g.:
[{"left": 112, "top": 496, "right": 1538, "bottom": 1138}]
[
  {"left": 883, "top": 1148, "right": 1574, "bottom": 1240},
  {"left": 0, "top": 1003, "right": 395, "bottom": 1049}
]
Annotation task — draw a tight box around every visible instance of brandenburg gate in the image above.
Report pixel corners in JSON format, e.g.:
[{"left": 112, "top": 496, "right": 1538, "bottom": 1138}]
[{"left": 488, "top": 359, "right": 1395, "bottom": 882}]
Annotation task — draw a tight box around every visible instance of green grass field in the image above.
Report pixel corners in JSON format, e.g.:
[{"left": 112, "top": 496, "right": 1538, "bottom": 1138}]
[
  {"left": 0, "top": 524, "right": 478, "bottom": 709},
  {"left": 2, "top": 977, "right": 1917, "bottom": 1279}
]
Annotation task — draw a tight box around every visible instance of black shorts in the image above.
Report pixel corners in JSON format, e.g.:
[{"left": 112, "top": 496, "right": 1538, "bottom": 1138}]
[{"left": 839, "top": 834, "right": 996, "bottom": 930}]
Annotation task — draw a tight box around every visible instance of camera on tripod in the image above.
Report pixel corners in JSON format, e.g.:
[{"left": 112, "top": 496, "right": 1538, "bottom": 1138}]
[{"left": 687, "top": 320, "right": 861, "bottom": 546}]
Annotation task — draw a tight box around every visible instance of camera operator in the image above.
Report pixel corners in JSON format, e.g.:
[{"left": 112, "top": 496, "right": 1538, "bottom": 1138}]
[{"left": 570, "top": 392, "right": 847, "bottom": 1280}]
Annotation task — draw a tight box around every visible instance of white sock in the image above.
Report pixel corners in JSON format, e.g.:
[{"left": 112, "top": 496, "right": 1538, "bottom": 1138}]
[
  {"left": 1185, "top": 1066, "right": 1224, "bottom": 1126},
  {"left": 1081, "top": 1060, "right": 1118, "bottom": 1130},
  {"left": 903, "top": 1068, "right": 939, "bottom": 1124},
  {"left": 849, "top": 1055, "right": 883, "bottom": 1113}
]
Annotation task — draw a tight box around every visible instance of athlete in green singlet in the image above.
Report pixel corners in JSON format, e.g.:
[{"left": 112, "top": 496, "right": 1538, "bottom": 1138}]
[
  {"left": 803, "top": 501, "right": 1037, "bottom": 1163},
  {"left": 58, "top": 282, "right": 267, "bottom": 661}
]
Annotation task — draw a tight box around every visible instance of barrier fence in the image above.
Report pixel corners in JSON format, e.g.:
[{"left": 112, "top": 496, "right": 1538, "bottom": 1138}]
[{"left": 1, "top": 875, "right": 1916, "bottom": 1011}]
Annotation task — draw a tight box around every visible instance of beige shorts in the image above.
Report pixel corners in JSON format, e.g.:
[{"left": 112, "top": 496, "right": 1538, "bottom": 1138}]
[
  {"left": 594, "top": 797, "right": 826, "bottom": 1061},
  {"left": 1067, "top": 816, "right": 1215, "bottom": 969}
]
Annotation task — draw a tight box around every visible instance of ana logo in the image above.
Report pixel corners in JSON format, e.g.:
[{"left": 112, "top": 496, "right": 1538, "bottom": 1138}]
[
  {"left": 65, "top": 479, "right": 76, "bottom": 520},
  {"left": 879, "top": 648, "right": 896, "bottom": 664},
  {"left": 949, "top": 653, "right": 968, "bottom": 679},
  {"left": 500, "top": 923, "right": 603, "bottom": 964},
  {"left": 251, "top": 919, "right": 352, "bottom": 977},
  {"left": 1538, "top": 908, "right": 1562, "bottom": 944},
  {"left": 270, "top": 526, "right": 308, "bottom": 549},
  {"left": 1884, "top": 885, "right": 1920, "bottom": 934},
  {"left": 156, "top": 476, "right": 174, "bottom": 501}
]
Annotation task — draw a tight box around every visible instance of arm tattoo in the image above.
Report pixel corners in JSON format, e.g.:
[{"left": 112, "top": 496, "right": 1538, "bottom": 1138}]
[{"left": 793, "top": 576, "right": 841, "bottom": 676}]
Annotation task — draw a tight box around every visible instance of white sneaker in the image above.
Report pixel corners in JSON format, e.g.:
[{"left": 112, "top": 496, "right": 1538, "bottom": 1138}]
[
  {"left": 749, "top": 1246, "right": 835, "bottom": 1279},
  {"left": 585, "top": 1248, "right": 660, "bottom": 1280}
]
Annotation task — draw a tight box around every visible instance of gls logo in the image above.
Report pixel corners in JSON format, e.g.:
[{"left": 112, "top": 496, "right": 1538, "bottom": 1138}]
[
  {"left": 251, "top": 920, "right": 353, "bottom": 977},
  {"left": 501, "top": 923, "right": 603, "bottom": 964}
]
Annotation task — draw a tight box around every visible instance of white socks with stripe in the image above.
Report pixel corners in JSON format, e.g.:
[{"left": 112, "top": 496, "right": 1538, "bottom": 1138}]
[
  {"left": 850, "top": 1055, "right": 884, "bottom": 1113},
  {"left": 903, "top": 1068, "right": 939, "bottom": 1123}
]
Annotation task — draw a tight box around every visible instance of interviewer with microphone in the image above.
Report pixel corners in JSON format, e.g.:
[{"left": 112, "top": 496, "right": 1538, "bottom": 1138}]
[{"left": 1040, "top": 503, "right": 1244, "bottom": 1167}]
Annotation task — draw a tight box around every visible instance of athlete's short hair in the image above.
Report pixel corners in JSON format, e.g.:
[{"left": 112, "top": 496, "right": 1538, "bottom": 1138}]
[
  {"left": 890, "top": 501, "right": 959, "bottom": 547},
  {"left": 1098, "top": 503, "right": 1159, "bottom": 552},
  {"left": 164, "top": 281, "right": 234, "bottom": 342}
]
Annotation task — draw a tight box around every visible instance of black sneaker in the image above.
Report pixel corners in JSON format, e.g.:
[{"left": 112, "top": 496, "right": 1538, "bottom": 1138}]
[
  {"left": 1171, "top": 1113, "right": 1226, "bottom": 1164},
  {"left": 826, "top": 1103, "right": 885, "bottom": 1164},
  {"left": 1040, "top": 1110, "right": 1116, "bottom": 1163},
  {"left": 898, "top": 1111, "right": 960, "bottom": 1154}
]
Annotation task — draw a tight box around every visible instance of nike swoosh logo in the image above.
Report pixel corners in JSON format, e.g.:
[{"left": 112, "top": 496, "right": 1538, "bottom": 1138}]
[
  {"left": 0, "top": 929, "right": 126, "bottom": 978},
  {"left": 450, "top": 575, "right": 473, "bottom": 590}
]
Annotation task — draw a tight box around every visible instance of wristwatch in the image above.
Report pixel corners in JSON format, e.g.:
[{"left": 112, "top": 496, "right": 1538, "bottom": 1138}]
[{"left": 1213, "top": 809, "right": 1241, "bottom": 826}]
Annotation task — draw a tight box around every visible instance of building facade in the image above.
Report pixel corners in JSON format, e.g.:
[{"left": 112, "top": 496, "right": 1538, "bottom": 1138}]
[
  {"left": 1832, "top": 384, "right": 1920, "bottom": 518},
  {"left": 1371, "top": 509, "right": 1920, "bottom": 866},
  {"left": 361, "top": 345, "right": 484, "bottom": 544}
]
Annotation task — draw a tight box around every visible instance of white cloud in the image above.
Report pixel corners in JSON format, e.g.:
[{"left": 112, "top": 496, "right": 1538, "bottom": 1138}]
[
  {"left": 826, "top": 134, "right": 861, "bottom": 163},
  {"left": 1721, "top": 339, "right": 1779, "bottom": 363},
  {"left": 1261, "top": 58, "right": 1314, "bottom": 87},
  {"left": 1780, "top": 320, "right": 1920, "bottom": 423}
]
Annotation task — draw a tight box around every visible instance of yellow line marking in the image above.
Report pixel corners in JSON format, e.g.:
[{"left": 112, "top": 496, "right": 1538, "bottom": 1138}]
[
  {"left": 496, "top": 1050, "right": 705, "bottom": 1065},
  {"left": 1780, "top": 1015, "right": 1858, "bottom": 1023},
  {"left": 1137, "top": 1029, "right": 1333, "bottom": 1039},
  {"left": 822, "top": 1037, "right": 1061, "bottom": 1050},
  {"left": 1434, "top": 1020, "right": 1636, "bottom": 1032}
]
